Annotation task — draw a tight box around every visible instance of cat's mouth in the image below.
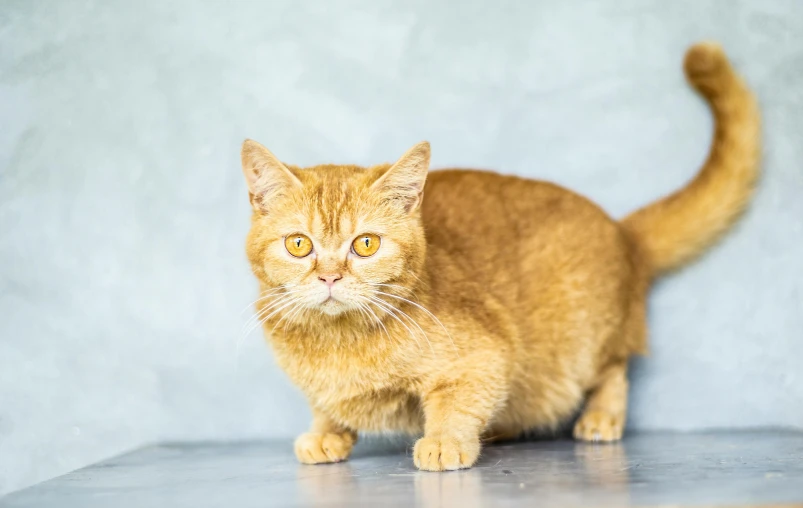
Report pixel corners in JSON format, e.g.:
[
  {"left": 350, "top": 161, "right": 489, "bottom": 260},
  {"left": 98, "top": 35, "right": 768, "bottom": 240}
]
[
  {"left": 317, "top": 295, "right": 349, "bottom": 315},
  {"left": 319, "top": 293, "right": 345, "bottom": 306}
]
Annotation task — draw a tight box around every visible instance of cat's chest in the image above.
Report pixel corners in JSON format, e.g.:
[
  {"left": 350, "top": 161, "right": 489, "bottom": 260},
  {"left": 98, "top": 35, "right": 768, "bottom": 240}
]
[
  {"left": 272, "top": 340, "right": 422, "bottom": 432},
  {"left": 273, "top": 340, "right": 402, "bottom": 398}
]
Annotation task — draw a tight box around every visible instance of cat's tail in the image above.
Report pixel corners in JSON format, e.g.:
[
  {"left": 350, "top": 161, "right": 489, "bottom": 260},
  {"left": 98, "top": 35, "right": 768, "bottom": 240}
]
[{"left": 621, "top": 42, "right": 761, "bottom": 277}]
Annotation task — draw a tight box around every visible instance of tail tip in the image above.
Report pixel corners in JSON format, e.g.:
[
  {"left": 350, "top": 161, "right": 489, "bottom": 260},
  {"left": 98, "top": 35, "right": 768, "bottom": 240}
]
[{"left": 684, "top": 42, "right": 730, "bottom": 79}]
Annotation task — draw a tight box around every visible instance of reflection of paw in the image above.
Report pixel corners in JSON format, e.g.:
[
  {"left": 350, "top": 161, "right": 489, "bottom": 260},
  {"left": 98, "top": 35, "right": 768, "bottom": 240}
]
[
  {"left": 413, "top": 435, "right": 480, "bottom": 471},
  {"left": 573, "top": 410, "right": 624, "bottom": 442},
  {"left": 294, "top": 432, "right": 355, "bottom": 464}
]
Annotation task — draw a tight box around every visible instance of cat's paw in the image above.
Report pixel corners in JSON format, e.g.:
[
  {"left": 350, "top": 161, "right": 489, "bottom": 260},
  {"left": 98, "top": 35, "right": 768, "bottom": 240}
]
[
  {"left": 294, "top": 432, "right": 355, "bottom": 464},
  {"left": 573, "top": 410, "right": 624, "bottom": 442},
  {"left": 413, "top": 435, "right": 480, "bottom": 471}
]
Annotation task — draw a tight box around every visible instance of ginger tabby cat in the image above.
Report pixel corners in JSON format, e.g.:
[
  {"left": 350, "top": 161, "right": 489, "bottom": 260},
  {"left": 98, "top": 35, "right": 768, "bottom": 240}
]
[{"left": 240, "top": 43, "right": 759, "bottom": 471}]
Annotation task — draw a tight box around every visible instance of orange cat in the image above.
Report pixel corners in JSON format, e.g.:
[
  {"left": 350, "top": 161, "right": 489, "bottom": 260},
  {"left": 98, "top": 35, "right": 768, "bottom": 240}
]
[{"left": 240, "top": 43, "right": 759, "bottom": 471}]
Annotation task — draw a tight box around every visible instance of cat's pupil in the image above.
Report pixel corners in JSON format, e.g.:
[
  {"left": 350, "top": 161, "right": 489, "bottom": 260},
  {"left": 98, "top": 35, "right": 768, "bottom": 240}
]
[
  {"left": 364, "top": 238, "right": 370, "bottom": 247},
  {"left": 295, "top": 238, "right": 301, "bottom": 247}
]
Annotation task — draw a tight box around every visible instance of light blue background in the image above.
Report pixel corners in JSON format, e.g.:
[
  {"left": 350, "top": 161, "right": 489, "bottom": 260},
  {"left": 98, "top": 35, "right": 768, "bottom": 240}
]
[{"left": 1, "top": 0, "right": 801, "bottom": 496}]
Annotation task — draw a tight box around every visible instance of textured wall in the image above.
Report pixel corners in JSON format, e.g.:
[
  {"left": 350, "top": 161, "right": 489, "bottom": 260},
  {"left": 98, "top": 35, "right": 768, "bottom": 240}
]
[{"left": 1, "top": 0, "right": 802, "bottom": 496}]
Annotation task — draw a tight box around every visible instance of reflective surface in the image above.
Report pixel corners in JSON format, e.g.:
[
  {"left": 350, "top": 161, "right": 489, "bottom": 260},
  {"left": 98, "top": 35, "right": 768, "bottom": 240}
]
[{"left": 2, "top": 431, "right": 802, "bottom": 507}]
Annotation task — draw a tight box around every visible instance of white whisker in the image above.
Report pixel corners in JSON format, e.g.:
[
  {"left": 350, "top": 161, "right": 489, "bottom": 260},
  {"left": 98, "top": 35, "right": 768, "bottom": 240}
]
[
  {"left": 238, "top": 284, "right": 299, "bottom": 315},
  {"left": 258, "top": 296, "right": 305, "bottom": 333},
  {"left": 366, "top": 294, "right": 432, "bottom": 353},
  {"left": 354, "top": 295, "right": 390, "bottom": 340},
  {"left": 366, "top": 282, "right": 416, "bottom": 295},
  {"left": 278, "top": 300, "right": 308, "bottom": 335},
  {"left": 371, "top": 290, "right": 458, "bottom": 356},
  {"left": 235, "top": 292, "right": 300, "bottom": 369},
  {"left": 369, "top": 294, "right": 434, "bottom": 353},
  {"left": 352, "top": 301, "right": 373, "bottom": 331},
  {"left": 240, "top": 289, "right": 307, "bottom": 332},
  {"left": 241, "top": 294, "right": 303, "bottom": 347},
  {"left": 361, "top": 295, "right": 418, "bottom": 348}
]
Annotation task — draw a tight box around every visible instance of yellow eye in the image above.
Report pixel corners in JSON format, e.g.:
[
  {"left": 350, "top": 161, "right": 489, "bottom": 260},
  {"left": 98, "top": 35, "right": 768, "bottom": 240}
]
[
  {"left": 352, "top": 233, "right": 381, "bottom": 257},
  {"left": 284, "top": 234, "right": 313, "bottom": 258}
]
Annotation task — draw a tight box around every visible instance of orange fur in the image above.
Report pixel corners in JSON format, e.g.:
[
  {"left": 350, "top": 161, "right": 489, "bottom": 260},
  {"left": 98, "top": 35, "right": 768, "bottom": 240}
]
[{"left": 240, "top": 43, "right": 760, "bottom": 471}]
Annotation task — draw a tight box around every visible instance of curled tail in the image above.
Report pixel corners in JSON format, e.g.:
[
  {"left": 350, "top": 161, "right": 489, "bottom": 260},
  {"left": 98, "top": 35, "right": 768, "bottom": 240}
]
[{"left": 622, "top": 42, "right": 761, "bottom": 277}]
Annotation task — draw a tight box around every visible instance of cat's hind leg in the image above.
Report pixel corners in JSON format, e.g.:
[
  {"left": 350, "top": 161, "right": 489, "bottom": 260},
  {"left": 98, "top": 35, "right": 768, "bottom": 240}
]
[{"left": 573, "top": 361, "right": 628, "bottom": 442}]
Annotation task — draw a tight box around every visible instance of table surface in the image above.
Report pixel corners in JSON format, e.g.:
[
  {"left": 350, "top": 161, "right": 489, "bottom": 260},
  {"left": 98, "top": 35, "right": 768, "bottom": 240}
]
[{"left": 2, "top": 430, "right": 803, "bottom": 507}]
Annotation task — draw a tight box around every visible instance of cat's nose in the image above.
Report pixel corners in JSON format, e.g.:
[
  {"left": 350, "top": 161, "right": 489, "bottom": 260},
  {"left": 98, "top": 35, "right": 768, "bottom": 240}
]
[{"left": 318, "top": 274, "right": 342, "bottom": 287}]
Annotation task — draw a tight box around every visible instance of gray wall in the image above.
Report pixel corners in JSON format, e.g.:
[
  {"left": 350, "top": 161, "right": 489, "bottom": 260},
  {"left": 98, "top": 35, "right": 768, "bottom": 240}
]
[{"left": 1, "top": 0, "right": 801, "bottom": 496}]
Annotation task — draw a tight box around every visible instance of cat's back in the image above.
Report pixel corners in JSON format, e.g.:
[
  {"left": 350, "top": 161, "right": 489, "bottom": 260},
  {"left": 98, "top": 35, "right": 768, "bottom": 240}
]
[
  {"left": 422, "top": 169, "right": 619, "bottom": 247},
  {"left": 421, "top": 169, "right": 633, "bottom": 297}
]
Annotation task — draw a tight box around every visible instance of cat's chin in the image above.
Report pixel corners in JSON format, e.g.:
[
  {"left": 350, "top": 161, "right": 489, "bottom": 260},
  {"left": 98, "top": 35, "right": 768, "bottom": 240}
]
[{"left": 316, "top": 298, "right": 350, "bottom": 316}]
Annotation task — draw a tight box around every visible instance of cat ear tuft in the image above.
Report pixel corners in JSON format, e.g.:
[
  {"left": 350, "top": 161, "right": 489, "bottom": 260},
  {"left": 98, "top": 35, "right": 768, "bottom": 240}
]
[
  {"left": 371, "top": 141, "right": 430, "bottom": 214},
  {"left": 241, "top": 139, "right": 302, "bottom": 209}
]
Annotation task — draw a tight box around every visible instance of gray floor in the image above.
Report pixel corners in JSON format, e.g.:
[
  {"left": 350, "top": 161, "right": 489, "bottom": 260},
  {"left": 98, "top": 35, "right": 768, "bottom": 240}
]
[{"left": 2, "top": 431, "right": 802, "bottom": 507}]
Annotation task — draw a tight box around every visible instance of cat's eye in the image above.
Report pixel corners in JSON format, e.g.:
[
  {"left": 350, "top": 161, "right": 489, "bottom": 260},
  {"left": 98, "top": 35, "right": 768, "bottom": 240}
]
[
  {"left": 352, "top": 233, "right": 381, "bottom": 257},
  {"left": 284, "top": 234, "right": 313, "bottom": 258}
]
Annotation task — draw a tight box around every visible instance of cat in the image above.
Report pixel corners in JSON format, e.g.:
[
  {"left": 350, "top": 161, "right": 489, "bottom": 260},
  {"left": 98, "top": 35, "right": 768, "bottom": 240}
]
[{"left": 240, "top": 42, "right": 759, "bottom": 471}]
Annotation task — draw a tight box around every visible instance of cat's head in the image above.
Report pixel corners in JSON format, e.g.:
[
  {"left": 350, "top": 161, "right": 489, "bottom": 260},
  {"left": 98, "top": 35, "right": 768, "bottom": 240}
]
[{"left": 241, "top": 140, "right": 429, "bottom": 322}]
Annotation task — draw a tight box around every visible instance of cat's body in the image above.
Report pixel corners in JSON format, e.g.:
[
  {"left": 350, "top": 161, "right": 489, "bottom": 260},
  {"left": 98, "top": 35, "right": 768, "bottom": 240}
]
[
  {"left": 269, "top": 171, "right": 644, "bottom": 436},
  {"left": 242, "top": 43, "right": 759, "bottom": 470}
]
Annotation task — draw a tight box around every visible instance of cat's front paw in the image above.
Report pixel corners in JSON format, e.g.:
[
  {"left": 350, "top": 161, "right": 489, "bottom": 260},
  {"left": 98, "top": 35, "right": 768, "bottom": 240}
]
[
  {"left": 413, "top": 435, "right": 480, "bottom": 471},
  {"left": 573, "top": 410, "right": 624, "bottom": 442},
  {"left": 294, "top": 432, "right": 355, "bottom": 464}
]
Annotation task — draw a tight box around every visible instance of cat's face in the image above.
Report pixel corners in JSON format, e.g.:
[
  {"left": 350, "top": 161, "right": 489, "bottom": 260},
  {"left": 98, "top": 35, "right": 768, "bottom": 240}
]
[{"left": 242, "top": 140, "right": 429, "bottom": 321}]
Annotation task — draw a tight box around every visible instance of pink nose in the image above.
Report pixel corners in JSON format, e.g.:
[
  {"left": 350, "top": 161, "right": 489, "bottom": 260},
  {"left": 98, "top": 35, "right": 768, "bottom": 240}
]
[{"left": 318, "top": 274, "right": 342, "bottom": 287}]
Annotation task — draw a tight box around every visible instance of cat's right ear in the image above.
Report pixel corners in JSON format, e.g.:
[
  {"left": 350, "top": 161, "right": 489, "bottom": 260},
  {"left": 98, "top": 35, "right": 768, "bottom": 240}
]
[
  {"left": 371, "top": 141, "right": 431, "bottom": 214},
  {"left": 241, "top": 139, "right": 302, "bottom": 210}
]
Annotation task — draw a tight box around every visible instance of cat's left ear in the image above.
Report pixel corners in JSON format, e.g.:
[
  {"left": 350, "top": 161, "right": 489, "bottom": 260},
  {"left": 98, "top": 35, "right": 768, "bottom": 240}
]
[{"left": 371, "top": 141, "right": 430, "bottom": 214}]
